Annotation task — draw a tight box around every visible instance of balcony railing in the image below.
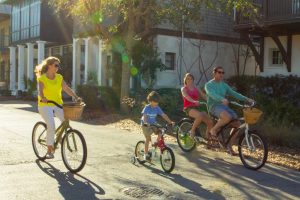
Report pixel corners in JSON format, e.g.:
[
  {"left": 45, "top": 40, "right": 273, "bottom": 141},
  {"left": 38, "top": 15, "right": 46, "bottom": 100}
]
[
  {"left": 0, "top": 34, "right": 10, "bottom": 50},
  {"left": 236, "top": 0, "right": 300, "bottom": 26}
]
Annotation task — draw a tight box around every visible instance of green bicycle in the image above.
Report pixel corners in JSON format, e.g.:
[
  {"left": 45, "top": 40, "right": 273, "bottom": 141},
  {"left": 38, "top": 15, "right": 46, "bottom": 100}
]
[{"left": 32, "top": 100, "right": 87, "bottom": 173}]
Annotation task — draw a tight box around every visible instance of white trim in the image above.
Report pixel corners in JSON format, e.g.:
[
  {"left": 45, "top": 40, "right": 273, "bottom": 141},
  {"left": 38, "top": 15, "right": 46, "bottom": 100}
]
[
  {"left": 26, "top": 43, "right": 34, "bottom": 81},
  {"left": 9, "top": 46, "right": 16, "bottom": 91},
  {"left": 17, "top": 45, "right": 25, "bottom": 91}
]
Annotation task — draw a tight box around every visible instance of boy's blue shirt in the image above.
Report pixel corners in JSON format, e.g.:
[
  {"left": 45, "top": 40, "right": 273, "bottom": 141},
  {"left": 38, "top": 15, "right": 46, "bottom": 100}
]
[{"left": 141, "top": 104, "right": 164, "bottom": 125}]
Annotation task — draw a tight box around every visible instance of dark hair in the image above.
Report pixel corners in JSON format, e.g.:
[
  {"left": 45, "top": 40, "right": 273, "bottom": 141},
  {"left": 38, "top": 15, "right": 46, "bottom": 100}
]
[
  {"left": 213, "top": 66, "right": 224, "bottom": 73},
  {"left": 147, "top": 91, "right": 160, "bottom": 103}
]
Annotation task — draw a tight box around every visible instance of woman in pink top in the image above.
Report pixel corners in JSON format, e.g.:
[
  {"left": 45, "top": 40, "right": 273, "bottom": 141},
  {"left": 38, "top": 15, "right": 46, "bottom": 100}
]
[{"left": 181, "top": 73, "right": 213, "bottom": 139}]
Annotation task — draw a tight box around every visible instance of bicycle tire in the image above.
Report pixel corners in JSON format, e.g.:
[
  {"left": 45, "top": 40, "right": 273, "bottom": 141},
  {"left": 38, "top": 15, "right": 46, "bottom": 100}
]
[
  {"left": 176, "top": 119, "right": 196, "bottom": 152},
  {"left": 61, "top": 129, "right": 87, "bottom": 173},
  {"left": 160, "top": 147, "right": 175, "bottom": 173},
  {"left": 135, "top": 141, "right": 146, "bottom": 164},
  {"left": 238, "top": 130, "right": 268, "bottom": 170},
  {"left": 32, "top": 121, "right": 48, "bottom": 160}
]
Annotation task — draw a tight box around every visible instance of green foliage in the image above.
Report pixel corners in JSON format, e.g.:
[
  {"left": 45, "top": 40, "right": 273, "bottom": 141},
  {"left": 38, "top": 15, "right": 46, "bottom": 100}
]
[
  {"left": 99, "top": 86, "right": 120, "bottom": 110},
  {"left": 27, "top": 78, "right": 37, "bottom": 97},
  {"left": 132, "top": 42, "right": 166, "bottom": 89},
  {"left": 130, "top": 88, "right": 184, "bottom": 117},
  {"left": 227, "top": 75, "right": 300, "bottom": 147},
  {"left": 0, "top": 89, "right": 11, "bottom": 96},
  {"left": 77, "top": 84, "right": 119, "bottom": 110},
  {"left": 54, "top": 53, "right": 73, "bottom": 84},
  {"left": 87, "top": 70, "right": 98, "bottom": 86}
]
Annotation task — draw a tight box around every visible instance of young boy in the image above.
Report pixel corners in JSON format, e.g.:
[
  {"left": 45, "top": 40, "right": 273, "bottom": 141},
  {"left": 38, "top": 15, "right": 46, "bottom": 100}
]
[{"left": 141, "top": 91, "right": 174, "bottom": 161}]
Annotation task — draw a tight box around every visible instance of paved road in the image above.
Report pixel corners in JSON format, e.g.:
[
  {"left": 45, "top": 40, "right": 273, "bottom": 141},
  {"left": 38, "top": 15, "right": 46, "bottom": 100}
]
[{"left": 0, "top": 101, "right": 299, "bottom": 200}]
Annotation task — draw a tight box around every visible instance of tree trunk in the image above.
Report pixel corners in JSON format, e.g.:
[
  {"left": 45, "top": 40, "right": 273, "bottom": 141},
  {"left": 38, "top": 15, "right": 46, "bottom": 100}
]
[
  {"left": 120, "top": 60, "right": 131, "bottom": 113},
  {"left": 120, "top": 33, "right": 135, "bottom": 113}
]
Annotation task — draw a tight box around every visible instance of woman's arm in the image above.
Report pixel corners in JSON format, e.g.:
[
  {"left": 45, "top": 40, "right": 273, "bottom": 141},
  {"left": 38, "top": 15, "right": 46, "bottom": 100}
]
[
  {"left": 181, "top": 87, "right": 198, "bottom": 103},
  {"left": 199, "top": 89, "right": 207, "bottom": 101},
  {"left": 62, "top": 80, "right": 79, "bottom": 100},
  {"left": 38, "top": 81, "right": 47, "bottom": 102}
]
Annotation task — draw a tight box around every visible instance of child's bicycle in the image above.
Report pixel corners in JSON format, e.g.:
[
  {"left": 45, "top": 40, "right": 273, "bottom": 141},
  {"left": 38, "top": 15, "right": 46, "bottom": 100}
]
[
  {"left": 176, "top": 101, "right": 268, "bottom": 170},
  {"left": 32, "top": 100, "right": 87, "bottom": 173},
  {"left": 131, "top": 124, "right": 175, "bottom": 173}
]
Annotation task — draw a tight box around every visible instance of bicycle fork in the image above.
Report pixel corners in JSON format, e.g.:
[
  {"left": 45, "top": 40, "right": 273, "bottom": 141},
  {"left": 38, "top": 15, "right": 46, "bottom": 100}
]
[{"left": 244, "top": 124, "right": 256, "bottom": 151}]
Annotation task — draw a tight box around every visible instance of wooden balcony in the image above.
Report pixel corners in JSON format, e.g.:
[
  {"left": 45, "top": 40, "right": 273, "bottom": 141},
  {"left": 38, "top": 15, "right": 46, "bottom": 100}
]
[{"left": 235, "top": 0, "right": 300, "bottom": 33}]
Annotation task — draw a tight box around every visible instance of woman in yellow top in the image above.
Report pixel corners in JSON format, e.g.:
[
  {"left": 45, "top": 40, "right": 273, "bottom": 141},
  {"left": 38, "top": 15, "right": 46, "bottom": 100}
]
[{"left": 35, "top": 56, "right": 81, "bottom": 159}]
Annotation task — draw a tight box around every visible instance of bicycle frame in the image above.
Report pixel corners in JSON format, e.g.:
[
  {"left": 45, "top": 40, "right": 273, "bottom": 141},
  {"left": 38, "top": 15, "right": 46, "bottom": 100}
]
[{"left": 53, "top": 120, "right": 71, "bottom": 149}]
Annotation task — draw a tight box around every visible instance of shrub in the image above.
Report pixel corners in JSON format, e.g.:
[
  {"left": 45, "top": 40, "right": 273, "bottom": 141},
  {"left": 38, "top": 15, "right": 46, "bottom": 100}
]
[
  {"left": 130, "top": 88, "right": 185, "bottom": 119},
  {"left": 77, "top": 85, "right": 119, "bottom": 110},
  {"left": 227, "top": 75, "right": 300, "bottom": 147},
  {"left": 0, "top": 89, "right": 11, "bottom": 96},
  {"left": 77, "top": 85, "right": 103, "bottom": 109},
  {"left": 99, "top": 86, "right": 120, "bottom": 110}
]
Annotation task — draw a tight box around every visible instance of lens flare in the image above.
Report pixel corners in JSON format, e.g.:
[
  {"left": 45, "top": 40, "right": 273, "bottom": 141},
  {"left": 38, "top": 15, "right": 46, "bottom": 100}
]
[
  {"left": 122, "top": 54, "right": 129, "bottom": 64},
  {"left": 130, "top": 66, "right": 138, "bottom": 76}
]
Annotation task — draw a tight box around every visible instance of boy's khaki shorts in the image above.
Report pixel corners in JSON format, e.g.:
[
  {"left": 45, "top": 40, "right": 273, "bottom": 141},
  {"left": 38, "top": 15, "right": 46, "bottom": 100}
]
[{"left": 141, "top": 125, "right": 160, "bottom": 138}]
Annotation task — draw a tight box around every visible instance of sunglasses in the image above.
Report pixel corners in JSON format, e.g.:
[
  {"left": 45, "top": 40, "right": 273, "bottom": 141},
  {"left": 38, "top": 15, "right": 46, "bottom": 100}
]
[
  {"left": 54, "top": 64, "right": 60, "bottom": 68},
  {"left": 216, "top": 71, "right": 225, "bottom": 74}
]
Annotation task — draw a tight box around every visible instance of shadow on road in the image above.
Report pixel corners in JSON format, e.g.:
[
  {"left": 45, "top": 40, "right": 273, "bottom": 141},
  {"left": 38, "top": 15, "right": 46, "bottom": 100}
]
[
  {"left": 35, "top": 160, "right": 105, "bottom": 200},
  {"left": 177, "top": 147, "right": 300, "bottom": 200},
  {"left": 127, "top": 160, "right": 225, "bottom": 200}
]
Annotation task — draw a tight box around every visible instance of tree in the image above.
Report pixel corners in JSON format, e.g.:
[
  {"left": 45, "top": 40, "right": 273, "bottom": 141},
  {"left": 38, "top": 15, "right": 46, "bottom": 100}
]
[{"left": 49, "top": 0, "right": 256, "bottom": 112}]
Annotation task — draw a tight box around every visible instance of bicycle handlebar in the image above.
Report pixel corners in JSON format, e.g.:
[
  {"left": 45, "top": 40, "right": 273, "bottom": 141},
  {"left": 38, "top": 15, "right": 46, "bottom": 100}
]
[
  {"left": 40, "top": 100, "right": 63, "bottom": 109},
  {"left": 230, "top": 101, "right": 256, "bottom": 108}
]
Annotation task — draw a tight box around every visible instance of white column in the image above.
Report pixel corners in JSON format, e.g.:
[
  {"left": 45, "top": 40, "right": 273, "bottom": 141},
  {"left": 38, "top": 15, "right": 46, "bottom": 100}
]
[
  {"left": 9, "top": 46, "right": 16, "bottom": 91},
  {"left": 17, "top": 45, "right": 25, "bottom": 91},
  {"left": 26, "top": 43, "right": 34, "bottom": 81},
  {"left": 37, "top": 41, "right": 46, "bottom": 64},
  {"left": 98, "top": 39, "right": 102, "bottom": 86},
  {"left": 84, "top": 37, "right": 91, "bottom": 84}
]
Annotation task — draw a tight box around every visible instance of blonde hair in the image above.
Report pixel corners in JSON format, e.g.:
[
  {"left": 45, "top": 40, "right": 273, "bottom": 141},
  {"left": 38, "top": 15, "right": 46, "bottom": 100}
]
[
  {"left": 35, "top": 56, "right": 60, "bottom": 78},
  {"left": 183, "top": 73, "right": 194, "bottom": 86}
]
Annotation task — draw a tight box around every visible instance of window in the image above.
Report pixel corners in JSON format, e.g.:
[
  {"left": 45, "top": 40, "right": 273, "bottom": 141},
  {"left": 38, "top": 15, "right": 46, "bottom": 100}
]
[
  {"left": 63, "top": 45, "right": 72, "bottom": 55},
  {"left": 11, "top": 0, "right": 41, "bottom": 42},
  {"left": 0, "top": 61, "right": 5, "bottom": 81},
  {"left": 165, "top": 52, "right": 176, "bottom": 70},
  {"left": 293, "top": 0, "right": 300, "bottom": 15},
  {"left": 52, "top": 46, "right": 61, "bottom": 56},
  {"left": 271, "top": 49, "right": 283, "bottom": 65},
  {"left": 0, "top": 28, "right": 4, "bottom": 47}
]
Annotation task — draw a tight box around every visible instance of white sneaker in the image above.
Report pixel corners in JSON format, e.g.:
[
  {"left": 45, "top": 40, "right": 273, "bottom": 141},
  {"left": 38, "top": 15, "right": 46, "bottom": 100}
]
[
  {"left": 143, "top": 153, "right": 151, "bottom": 161},
  {"left": 45, "top": 152, "right": 54, "bottom": 159}
]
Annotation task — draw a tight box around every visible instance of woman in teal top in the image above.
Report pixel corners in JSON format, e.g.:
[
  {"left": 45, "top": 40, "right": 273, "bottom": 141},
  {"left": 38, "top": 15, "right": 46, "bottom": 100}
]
[{"left": 205, "top": 66, "right": 254, "bottom": 155}]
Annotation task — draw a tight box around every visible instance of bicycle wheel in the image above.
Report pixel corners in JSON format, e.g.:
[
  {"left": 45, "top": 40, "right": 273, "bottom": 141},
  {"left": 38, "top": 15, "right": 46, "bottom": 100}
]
[
  {"left": 135, "top": 141, "right": 146, "bottom": 164},
  {"left": 160, "top": 147, "right": 175, "bottom": 173},
  {"left": 32, "top": 121, "right": 48, "bottom": 160},
  {"left": 238, "top": 130, "right": 268, "bottom": 170},
  {"left": 176, "top": 119, "right": 196, "bottom": 152},
  {"left": 61, "top": 129, "right": 87, "bottom": 173}
]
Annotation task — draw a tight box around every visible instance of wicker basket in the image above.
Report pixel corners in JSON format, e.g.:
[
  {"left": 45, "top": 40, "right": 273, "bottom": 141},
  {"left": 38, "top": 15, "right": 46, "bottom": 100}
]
[
  {"left": 63, "top": 102, "right": 86, "bottom": 120},
  {"left": 243, "top": 108, "right": 263, "bottom": 124}
]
